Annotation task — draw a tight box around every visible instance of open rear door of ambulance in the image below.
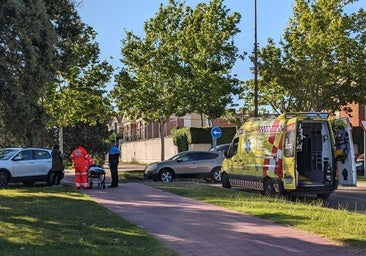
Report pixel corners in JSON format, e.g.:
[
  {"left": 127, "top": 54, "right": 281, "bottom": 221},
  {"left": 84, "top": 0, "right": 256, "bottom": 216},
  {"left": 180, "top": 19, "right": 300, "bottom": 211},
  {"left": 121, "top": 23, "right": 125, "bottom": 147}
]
[
  {"left": 282, "top": 117, "right": 297, "bottom": 191},
  {"left": 333, "top": 117, "right": 356, "bottom": 186}
]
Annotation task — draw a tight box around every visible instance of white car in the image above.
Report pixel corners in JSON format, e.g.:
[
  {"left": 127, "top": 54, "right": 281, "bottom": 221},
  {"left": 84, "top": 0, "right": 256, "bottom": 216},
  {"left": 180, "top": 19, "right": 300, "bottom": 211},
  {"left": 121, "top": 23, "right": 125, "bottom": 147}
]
[{"left": 0, "top": 147, "right": 53, "bottom": 188}]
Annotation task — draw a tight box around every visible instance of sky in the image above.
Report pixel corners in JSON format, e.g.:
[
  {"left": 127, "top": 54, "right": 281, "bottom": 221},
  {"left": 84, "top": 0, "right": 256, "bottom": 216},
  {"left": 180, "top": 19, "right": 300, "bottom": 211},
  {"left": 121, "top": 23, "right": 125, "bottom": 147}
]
[
  {"left": 77, "top": 0, "right": 295, "bottom": 82},
  {"left": 77, "top": 0, "right": 365, "bottom": 100}
]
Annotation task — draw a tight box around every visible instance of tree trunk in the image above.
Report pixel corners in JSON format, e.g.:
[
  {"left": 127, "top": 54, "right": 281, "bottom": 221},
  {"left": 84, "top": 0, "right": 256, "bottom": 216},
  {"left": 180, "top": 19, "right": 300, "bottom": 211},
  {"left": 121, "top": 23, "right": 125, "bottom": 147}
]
[
  {"left": 159, "top": 120, "right": 165, "bottom": 161},
  {"left": 59, "top": 126, "right": 64, "bottom": 154}
]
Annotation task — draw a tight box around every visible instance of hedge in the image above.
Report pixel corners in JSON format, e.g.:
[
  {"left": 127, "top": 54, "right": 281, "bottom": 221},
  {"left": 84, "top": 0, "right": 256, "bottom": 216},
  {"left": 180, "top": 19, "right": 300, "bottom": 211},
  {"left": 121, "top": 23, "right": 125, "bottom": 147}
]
[{"left": 171, "top": 127, "right": 237, "bottom": 152}]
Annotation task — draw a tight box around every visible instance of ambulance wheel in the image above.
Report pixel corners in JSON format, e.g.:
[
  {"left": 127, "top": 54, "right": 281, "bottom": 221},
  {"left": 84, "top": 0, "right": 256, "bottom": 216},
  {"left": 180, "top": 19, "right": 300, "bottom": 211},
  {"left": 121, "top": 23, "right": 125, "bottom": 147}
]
[
  {"left": 263, "top": 179, "right": 275, "bottom": 196},
  {"left": 221, "top": 172, "right": 231, "bottom": 188}
]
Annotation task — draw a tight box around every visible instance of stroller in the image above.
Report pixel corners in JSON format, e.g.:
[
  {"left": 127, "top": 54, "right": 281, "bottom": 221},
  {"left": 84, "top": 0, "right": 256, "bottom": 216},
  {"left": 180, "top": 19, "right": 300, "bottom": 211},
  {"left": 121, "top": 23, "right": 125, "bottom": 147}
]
[{"left": 87, "top": 164, "right": 106, "bottom": 189}]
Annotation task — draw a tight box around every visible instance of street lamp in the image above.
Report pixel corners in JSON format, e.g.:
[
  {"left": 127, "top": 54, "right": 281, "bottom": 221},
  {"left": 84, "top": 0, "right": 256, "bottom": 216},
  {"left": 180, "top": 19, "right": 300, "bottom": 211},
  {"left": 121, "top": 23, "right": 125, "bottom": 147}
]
[{"left": 254, "top": 0, "right": 258, "bottom": 117}]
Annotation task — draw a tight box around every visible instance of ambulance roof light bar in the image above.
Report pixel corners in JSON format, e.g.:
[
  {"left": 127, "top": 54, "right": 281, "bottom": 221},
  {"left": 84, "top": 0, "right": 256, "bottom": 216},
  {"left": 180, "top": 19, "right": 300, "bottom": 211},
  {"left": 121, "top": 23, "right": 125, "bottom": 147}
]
[{"left": 284, "top": 112, "right": 329, "bottom": 119}]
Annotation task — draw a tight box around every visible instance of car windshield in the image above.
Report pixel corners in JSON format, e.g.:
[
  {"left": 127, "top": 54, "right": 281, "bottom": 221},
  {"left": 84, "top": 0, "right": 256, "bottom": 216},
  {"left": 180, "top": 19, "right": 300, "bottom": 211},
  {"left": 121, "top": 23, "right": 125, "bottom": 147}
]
[
  {"left": 169, "top": 152, "right": 185, "bottom": 161},
  {"left": 209, "top": 144, "right": 229, "bottom": 152},
  {"left": 0, "top": 149, "right": 17, "bottom": 160}
]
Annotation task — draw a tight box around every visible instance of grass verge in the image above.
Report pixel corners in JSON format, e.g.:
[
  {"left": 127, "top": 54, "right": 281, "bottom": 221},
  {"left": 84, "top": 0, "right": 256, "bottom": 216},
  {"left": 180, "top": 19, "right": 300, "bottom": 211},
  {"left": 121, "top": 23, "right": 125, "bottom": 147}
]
[
  {"left": 0, "top": 184, "right": 178, "bottom": 256},
  {"left": 149, "top": 181, "right": 366, "bottom": 252}
]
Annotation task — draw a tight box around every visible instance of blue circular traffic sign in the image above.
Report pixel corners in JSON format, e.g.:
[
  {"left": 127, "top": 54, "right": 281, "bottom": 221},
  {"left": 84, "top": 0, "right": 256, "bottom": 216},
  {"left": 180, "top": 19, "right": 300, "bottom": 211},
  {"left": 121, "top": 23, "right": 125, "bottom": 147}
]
[{"left": 211, "top": 127, "right": 222, "bottom": 139}]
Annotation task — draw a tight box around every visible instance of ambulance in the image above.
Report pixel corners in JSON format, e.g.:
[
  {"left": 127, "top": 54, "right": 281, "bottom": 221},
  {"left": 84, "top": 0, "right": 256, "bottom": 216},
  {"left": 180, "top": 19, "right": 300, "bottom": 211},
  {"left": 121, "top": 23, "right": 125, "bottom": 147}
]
[{"left": 221, "top": 112, "right": 351, "bottom": 199}]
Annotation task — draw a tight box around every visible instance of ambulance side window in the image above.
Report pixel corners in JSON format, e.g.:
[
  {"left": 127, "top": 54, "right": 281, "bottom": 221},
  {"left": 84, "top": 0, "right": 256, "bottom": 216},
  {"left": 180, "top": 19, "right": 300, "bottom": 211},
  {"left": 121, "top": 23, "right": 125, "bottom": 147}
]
[
  {"left": 225, "top": 138, "right": 239, "bottom": 158},
  {"left": 284, "top": 131, "right": 295, "bottom": 157}
]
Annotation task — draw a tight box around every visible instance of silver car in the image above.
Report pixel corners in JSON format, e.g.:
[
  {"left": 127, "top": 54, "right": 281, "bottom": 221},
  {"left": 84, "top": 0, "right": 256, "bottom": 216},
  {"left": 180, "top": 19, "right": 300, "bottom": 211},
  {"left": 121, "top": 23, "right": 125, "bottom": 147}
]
[
  {"left": 209, "top": 143, "right": 231, "bottom": 153},
  {"left": 0, "top": 147, "right": 53, "bottom": 188},
  {"left": 144, "top": 150, "right": 224, "bottom": 183}
]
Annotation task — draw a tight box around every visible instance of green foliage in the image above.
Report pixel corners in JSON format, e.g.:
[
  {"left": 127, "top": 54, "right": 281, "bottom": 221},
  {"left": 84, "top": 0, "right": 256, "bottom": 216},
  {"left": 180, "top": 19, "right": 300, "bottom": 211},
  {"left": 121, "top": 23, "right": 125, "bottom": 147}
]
[
  {"left": 189, "top": 127, "right": 236, "bottom": 144},
  {"left": 253, "top": 0, "right": 366, "bottom": 113},
  {"left": 189, "top": 127, "right": 213, "bottom": 144},
  {"left": 171, "top": 126, "right": 236, "bottom": 151},
  {"left": 0, "top": 0, "right": 84, "bottom": 146},
  {"left": 108, "top": 131, "right": 124, "bottom": 143},
  {"left": 0, "top": 0, "right": 113, "bottom": 148},
  {"left": 112, "top": 0, "right": 242, "bottom": 157},
  {"left": 217, "top": 127, "right": 237, "bottom": 144},
  {"left": 62, "top": 122, "right": 109, "bottom": 164},
  {"left": 44, "top": 25, "right": 114, "bottom": 129},
  {"left": 171, "top": 127, "right": 190, "bottom": 152},
  {"left": 177, "top": 0, "right": 242, "bottom": 120}
]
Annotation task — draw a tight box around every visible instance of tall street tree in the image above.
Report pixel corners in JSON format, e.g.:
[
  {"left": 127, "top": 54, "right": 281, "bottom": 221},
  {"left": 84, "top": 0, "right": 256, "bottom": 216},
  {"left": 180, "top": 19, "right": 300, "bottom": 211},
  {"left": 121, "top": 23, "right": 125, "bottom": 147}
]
[
  {"left": 178, "top": 0, "right": 241, "bottom": 123},
  {"left": 112, "top": 0, "right": 242, "bottom": 160},
  {"left": 44, "top": 25, "right": 114, "bottom": 152},
  {"left": 0, "top": 0, "right": 84, "bottom": 146},
  {"left": 248, "top": 0, "right": 366, "bottom": 113},
  {"left": 112, "top": 0, "right": 186, "bottom": 160}
]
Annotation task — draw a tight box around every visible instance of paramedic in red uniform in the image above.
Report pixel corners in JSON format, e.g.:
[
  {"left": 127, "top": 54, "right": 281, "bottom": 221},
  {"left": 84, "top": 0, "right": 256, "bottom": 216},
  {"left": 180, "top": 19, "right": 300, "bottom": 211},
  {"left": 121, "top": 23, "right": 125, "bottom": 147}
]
[{"left": 70, "top": 145, "right": 91, "bottom": 189}]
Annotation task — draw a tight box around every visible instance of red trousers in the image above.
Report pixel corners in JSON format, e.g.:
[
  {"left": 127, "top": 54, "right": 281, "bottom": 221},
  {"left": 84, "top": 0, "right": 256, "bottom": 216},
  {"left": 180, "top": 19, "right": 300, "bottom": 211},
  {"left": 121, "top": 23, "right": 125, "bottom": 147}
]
[{"left": 75, "top": 167, "right": 88, "bottom": 188}]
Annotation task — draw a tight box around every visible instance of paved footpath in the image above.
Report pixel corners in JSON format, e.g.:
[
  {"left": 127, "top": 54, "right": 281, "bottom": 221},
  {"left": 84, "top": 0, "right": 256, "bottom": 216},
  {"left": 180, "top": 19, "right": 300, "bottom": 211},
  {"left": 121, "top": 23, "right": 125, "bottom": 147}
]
[{"left": 77, "top": 181, "right": 365, "bottom": 256}]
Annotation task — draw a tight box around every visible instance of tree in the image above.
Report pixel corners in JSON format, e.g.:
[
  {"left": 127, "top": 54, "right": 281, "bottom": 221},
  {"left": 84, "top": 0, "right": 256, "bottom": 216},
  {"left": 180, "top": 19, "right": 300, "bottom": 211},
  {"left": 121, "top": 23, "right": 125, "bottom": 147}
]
[
  {"left": 0, "top": 0, "right": 85, "bottom": 146},
  {"left": 252, "top": 0, "right": 366, "bottom": 113},
  {"left": 0, "top": 0, "right": 54, "bottom": 145},
  {"left": 177, "top": 0, "right": 242, "bottom": 122},
  {"left": 44, "top": 25, "right": 114, "bottom": 152},
  {"left": 112, "top": 1, "right": 188, "bottom": 160},
  {"left": 112, "top": 0, "right": 242, "bottom": 160}
]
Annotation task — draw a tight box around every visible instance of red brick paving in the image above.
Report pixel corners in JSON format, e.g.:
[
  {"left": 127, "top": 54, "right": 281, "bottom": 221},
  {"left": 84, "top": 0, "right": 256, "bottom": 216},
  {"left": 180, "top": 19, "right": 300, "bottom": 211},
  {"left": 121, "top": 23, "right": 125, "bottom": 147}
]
[{"left": 63, "top": 166, "right": 364, "bottom": 256}]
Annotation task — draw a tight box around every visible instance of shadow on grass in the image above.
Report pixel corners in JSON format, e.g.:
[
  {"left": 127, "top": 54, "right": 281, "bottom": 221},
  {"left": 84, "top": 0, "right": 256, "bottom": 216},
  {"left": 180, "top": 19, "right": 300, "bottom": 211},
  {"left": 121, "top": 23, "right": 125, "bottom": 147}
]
[{"left": 0, "top": 185, "right": 178, "bottom": 256}]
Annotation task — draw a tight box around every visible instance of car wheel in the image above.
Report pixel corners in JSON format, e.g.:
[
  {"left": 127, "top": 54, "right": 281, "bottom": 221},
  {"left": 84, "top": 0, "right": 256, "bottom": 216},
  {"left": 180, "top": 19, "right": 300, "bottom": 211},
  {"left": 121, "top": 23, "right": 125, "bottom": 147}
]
[
  {"left": 263, "top": 179, "right": 275, "bottom": 196},
  {"left": 159, "top": 169, "right": 173, "bottom": 182},
  {"left": 211, "top": 168, "right": 222, "bottom": 182},
  {"left": 0, "top": 171, "right": 9, "bottom": 188},
  {"left": 46, "top": 170, "right": 54, "bottom": 186},
  {"left": 221, "top": 172, "right": 231, "bottom": 188}
]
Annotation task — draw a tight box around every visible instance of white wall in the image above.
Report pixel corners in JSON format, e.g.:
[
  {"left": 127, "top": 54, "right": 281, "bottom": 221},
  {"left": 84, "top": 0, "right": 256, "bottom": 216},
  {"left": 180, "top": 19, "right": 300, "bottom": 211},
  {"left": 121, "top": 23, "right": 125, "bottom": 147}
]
[{"left": 120, "top": 136, "right": 211, "bottom": 164}]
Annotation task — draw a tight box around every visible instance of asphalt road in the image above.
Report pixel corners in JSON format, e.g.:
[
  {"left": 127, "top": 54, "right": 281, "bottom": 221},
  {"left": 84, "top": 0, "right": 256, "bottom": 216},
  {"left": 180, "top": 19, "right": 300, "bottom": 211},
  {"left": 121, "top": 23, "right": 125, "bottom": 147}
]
[{"left": 325, "top": 185, "right": 366, "bottom": 213}]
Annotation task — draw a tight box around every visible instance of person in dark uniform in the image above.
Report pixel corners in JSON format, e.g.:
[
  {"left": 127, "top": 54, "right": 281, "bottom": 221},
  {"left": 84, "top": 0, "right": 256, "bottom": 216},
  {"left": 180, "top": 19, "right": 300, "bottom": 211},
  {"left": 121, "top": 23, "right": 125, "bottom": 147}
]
[
  {"left": 51, "top": 144, "right": 64, "bottom": 186},
  {"left": 108, "top": 140, "right": 120, "bottom": 188}
]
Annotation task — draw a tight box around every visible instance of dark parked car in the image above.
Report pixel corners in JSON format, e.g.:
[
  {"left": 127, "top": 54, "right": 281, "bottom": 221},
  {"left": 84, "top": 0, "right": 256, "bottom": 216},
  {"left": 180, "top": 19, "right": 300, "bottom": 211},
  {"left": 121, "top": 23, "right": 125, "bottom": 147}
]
[
  {"left": 144, "top": 151, "right": 224, "bottom": 182},
  {"left": 356, "top": 154, "right": 364, "bottom": 176},
  {"left": 0, "top": 147, "right": 53, "bottom": 188},
  {"left": 208, "top": 143, "right": 231, "bottom": 154}
]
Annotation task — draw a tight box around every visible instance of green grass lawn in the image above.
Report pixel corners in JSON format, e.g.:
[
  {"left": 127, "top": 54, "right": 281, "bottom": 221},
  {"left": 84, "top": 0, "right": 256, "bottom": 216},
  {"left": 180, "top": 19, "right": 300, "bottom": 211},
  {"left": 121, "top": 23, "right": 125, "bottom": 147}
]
[
  {"left": 1, "top": 171, "right": 365, "bottom": 255},
  {"left": 0, "top": 184, "right": 178, "bottom": 256},
  {"left": 358, "top": 175, "right": 366, "bottom": 184}
]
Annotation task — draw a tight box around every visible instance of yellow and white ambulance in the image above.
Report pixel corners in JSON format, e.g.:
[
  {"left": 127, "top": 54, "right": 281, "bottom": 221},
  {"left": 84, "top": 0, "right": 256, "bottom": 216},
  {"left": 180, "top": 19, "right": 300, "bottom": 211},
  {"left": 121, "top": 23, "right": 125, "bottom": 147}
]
[{"left": 221, "top": 112, "right": 351, "bottom": 199}]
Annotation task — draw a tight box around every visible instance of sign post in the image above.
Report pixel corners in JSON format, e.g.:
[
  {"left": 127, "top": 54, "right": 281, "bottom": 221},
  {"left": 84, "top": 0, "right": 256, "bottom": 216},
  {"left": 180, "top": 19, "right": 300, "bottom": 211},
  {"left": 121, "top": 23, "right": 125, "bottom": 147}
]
[{"left": 211, "top": 127, "right": 222, "bottom": 151}]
